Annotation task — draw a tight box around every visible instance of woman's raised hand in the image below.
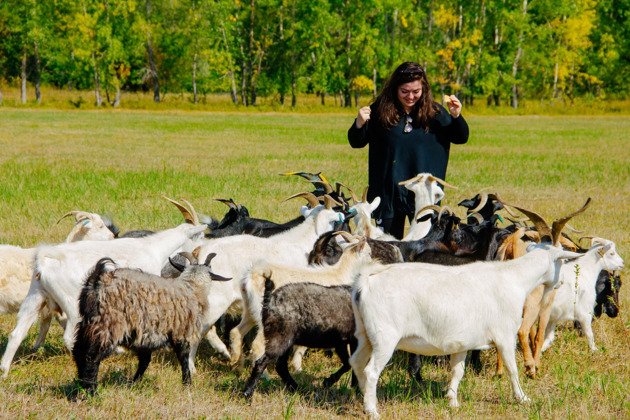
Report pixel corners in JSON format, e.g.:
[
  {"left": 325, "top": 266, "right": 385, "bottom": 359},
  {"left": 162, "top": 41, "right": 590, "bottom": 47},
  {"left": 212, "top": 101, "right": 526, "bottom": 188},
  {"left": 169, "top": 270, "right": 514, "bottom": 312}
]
[{"left": 356, "top": 106, "right": 371, "bottom": 128}]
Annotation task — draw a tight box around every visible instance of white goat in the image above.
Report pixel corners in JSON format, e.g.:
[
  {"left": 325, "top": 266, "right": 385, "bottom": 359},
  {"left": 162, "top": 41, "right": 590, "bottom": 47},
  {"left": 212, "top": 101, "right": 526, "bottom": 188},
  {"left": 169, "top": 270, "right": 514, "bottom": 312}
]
[
  {"left": 350, "top": 174, "right": 453, "bottom": 241},
  {"left": 0, "top": 220, "right": 207, "bottom": 378},
  {"left": 542, "top": 237, "right": 624, "bottom": 352},
  {"left": 349, "top": 198, "right": 588, "bottom": 417},
  {"left": 0, "top": 211, "right": 116, "bottom": 347},
  {"left": 188, "top": 192, "right": 345, "bottom": 372},
  {"left": 398, "top": 173, "right": 456, "bottom": 241},
  {"left": 229, "top": 235, "right": 372, "bottom": 369}
]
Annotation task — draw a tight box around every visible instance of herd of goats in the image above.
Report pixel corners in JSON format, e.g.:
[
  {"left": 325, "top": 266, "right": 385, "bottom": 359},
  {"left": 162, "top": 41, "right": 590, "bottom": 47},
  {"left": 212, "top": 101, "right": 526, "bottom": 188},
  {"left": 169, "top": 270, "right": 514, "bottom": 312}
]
[{"left": 0, "top": 171, "right": 625, "bottom": 417}]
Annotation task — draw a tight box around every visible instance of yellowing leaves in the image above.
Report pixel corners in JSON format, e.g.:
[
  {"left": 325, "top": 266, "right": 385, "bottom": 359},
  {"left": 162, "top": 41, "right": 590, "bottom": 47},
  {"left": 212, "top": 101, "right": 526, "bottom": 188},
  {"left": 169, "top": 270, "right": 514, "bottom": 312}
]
[
  {"left": 351, "top": 75, "right": 374, "bottom": 93},
  {"left": 434, "top": 5, "right": 458, "bottom": 29}
]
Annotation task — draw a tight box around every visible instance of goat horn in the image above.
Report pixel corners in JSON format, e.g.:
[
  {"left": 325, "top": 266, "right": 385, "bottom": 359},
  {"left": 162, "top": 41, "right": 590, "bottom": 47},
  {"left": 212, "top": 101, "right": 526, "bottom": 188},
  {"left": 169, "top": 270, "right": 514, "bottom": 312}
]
[
  {"left": 550, "top": 198, "right": 591, "bottom": 246},
  {"left": 495, "top": 194, "right": 553, "bottom": 243},
  {"left": 56, "top": 211, "right": 89, "bottom": 225},
  {"left": 181, "top": 199, "right": 200, "bottom": 226},
  {"left": 468, "top": 193, "right": 488, "bottom": 214},
  {"left": 334, "top": 231, "right": 357, "bottom": 242},
  {"left": 204, "top": 252, "right": 217, "bottom": 266},
  {"left": 168, "top": 256, "right": 187, "bottom": 273},
  {"left": 414, "top": 204, "right": 442, "bottom": 220},
  {"left": 336, "top": 182, "right": 358, "bottom": 203},
  {"left": 398, "top": 174, "right": 424, "bottom": 186},
  {"left": 578, "top": 235, "right": 596, "bottom": 244},
  {"left": 304, "top": 179, "right": 333, "bottom": 194},
  {"left": 428, "top": 175, "right": 458, "bottom": 189},
  {"left": 319, "top": 194, "right": 343, "bottom": 210},
  {"left": 179, "top": 252, "right": 197, "bottom": 265},
  {"left": 163, "top": 197, "right": 197, "bottom": 226},
  {"left": 467, "top": 213, "right": 485, "bottom": 224},
  {"left": 564, "top": 223, "right": 584, "bottom": 234},
  {"left": 214, "top": 198, "right": 239, "bottom": 210},
  {"left": 283, "top": 192, "right": 320, "bottom": 208},
  {"left": 362, "top": 186, "right": 369, "bottom": 202},
  {"left": 437, "top": 206, "right": 454, "bottom": 223}
]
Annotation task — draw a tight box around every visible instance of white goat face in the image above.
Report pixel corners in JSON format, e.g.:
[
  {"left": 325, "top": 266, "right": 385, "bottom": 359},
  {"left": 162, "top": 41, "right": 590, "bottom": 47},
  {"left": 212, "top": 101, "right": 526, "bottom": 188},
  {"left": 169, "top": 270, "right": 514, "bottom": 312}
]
[
  {"left": 403, "top": 175, "right": 445, "bottom": 206},
  {"left": 594, "top": 241, "right": 625, "bottom": 272}
]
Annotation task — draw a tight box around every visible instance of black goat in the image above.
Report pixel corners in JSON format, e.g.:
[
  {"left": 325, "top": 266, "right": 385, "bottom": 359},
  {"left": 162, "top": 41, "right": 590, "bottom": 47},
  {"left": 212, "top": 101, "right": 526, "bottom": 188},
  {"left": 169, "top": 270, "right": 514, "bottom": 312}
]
[{"left": 242, "top": 277, "right": 357, "bottom": 398}]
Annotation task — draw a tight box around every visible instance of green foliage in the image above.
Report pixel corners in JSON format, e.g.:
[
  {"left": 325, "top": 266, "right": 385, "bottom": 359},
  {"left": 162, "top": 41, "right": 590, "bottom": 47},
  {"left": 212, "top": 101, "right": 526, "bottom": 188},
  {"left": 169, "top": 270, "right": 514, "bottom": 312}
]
[{"left": 0, "top": 0, "right": 629, "bottom": 107}]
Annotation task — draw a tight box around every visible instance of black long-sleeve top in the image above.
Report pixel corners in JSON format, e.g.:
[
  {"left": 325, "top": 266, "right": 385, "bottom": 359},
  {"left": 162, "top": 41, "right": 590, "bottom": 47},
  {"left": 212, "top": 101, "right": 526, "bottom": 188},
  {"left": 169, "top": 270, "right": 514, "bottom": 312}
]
[{"left": 348, "top": 103, "right": 469, "bottom": 219}]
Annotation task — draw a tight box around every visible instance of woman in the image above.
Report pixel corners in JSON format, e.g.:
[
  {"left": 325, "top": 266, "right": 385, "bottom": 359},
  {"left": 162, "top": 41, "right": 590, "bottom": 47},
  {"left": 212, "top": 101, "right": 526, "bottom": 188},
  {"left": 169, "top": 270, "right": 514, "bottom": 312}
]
[{"left": 348, "top": 61, "right": 469, "bottom": 239}]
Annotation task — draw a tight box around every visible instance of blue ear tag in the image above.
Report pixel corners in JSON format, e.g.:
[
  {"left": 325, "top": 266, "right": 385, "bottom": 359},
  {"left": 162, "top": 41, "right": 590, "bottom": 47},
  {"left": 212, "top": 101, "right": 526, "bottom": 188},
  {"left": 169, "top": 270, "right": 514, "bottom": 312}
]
[
  {"left": 497, "top": 214, "right": 504, "bottom": 224},
  {"left": 82, "top": 220, "right": 90, "bottom": 226},
  {"left": 338, "top": 214, "right": 344, "bottom": 223}
]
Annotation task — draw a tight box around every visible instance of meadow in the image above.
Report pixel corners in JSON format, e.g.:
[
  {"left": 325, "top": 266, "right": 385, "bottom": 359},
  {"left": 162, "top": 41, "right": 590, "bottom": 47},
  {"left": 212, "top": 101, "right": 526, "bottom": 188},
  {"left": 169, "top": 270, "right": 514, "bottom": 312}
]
[{"left": 0, "top": 108, "right": 628, "bottom": 418}]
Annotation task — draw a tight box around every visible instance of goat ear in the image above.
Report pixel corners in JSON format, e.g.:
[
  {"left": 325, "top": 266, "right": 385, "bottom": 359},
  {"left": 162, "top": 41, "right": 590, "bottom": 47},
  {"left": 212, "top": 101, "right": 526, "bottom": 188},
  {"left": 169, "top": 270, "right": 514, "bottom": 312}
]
[{"left": 370, "top": 196, "right": 381, "bottom": 210}]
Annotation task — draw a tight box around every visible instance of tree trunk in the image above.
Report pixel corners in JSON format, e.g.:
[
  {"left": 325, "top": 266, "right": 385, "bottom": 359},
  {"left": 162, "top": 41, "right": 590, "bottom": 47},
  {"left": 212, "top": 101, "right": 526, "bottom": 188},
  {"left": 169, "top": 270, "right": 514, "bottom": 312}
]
[
  {"left": 91, "top": 49, "right": 103, "bottom": 106},
  {"left": 146, "top": 0, "right": 160, "bottom": 103},
  {"left": 290, "top": 0, "right": 297, "bottom": 108},
  {"left": 372, "top": 67, "right": 377, "bottom": 99},
  {"left": 113, "top": 84, "right": 121, "bottom": 107},
  {"left": 34, "top": 40, "right": 41, "bottom": 103},
  {"left": 21, "top": 46, "right": 27, "bottom": 104},
  {"left": 192, "top": 50, "right": 198, "bottom": 104},
  {"left": 246, "top": 0, "right": 256, "bottom": 106},
  {"left": 220, "top": 26, "right": 238, "bottom": 104},
  {"left": 511, "top": 0, "right": 528, "bottom": 109},
  {"left": 344, "top": 25, "right": 352, "bottom": 107}
]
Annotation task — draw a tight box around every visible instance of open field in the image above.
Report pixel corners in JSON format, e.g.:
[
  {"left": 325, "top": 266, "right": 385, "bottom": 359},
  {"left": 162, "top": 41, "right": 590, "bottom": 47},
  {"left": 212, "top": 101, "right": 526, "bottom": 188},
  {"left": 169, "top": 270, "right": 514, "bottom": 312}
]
[{"left": 0, "top": 109, "right": 628, "bottom": 418}]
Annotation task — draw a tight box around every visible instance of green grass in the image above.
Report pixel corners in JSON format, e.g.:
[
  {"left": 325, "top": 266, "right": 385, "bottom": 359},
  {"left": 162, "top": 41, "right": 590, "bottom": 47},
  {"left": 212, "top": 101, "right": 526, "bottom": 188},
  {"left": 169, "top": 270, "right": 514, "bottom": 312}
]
[{"left": 0, "top": 109, "right": 628, "bottom": 418}]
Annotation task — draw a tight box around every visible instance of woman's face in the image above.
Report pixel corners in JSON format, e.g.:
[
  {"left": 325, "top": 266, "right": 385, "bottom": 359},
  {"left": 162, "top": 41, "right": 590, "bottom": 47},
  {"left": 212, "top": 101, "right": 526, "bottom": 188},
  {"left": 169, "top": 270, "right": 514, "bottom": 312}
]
[{"left": 397, "top": 80, "right": 423, "bottom": 112}]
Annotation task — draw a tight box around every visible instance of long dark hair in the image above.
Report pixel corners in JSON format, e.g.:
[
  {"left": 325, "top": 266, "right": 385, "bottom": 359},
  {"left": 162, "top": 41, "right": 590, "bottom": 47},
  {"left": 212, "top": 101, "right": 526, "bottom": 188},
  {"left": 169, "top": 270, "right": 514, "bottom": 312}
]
[{"left": 374, "top": 62, "right": 440, "bottom": 130}]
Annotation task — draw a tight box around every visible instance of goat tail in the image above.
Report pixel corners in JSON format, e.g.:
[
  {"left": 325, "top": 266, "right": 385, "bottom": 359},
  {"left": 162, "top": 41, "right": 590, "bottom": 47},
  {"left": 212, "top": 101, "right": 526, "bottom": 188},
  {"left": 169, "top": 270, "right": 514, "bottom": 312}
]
[
  {"left": 261, "top": 271, "right": 275, "bottom": 314},
  {"left": 78, "top": 257, "right": 116, "bottom": 318}
]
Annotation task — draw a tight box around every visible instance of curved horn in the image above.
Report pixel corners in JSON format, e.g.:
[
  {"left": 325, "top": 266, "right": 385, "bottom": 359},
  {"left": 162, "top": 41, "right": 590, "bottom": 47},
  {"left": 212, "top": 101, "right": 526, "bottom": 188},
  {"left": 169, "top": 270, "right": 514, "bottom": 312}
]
[
  {"left": 179, "top": 252, "right": 197, "bottom": 265},
  {"left": 564, "top": 223, "right": 584, "bottom": 234},
  {"left": 214, "top": 198, "right": 239, "bottom": 210},
  {"left": 319, "top": 194, "right": 343, "bottom": 209},
  {"left": 203, "top": 252, "right": 217, "bottom": 266},
  {"left": 305, "top": 179, "right": 333, "bottom": 194},
  {"left": 336, "top": 182, "right": 359, "bottom": 203},
  {"left": 56, "top": 211, "right": 84, "bottom": 225},
  {"left": 168, "top": 256, "right": 187, "bottom": 273},
  {"left": 414, "top": 204, "right": 442, "bottom": 220},
  {"left": 467, "top": 213, "right": 485, "bottom": 224},
  {"left": 361, "top": 186, "right": 369, "bottom": 203},
  {"left": 163, "top": 196, "right": 198, "bottom": 226},
  {"left": 398, "top": 174, "right": 424, "bottom": 186},
  {"left": 283, "top": 192, "right": 320, "bottom": 208},
  {"left": 437, "top": 206, "right": 454, "bottom": 223},
  {"left": 468, "top": 193, "right": 488, "bottom": 214},
  {"left": 495, "top": 194, "right": 552, "bottom": 242},
  {"left": 428, "top": 175, "right": 458, "bottom": 190},
  {"left": 181, "top": 199, "right": 200, "bottom": 226},
  {"left": 550, "top": 198, "right": 591, "bottom": 246},
  {"left": 334, "top": 231, "right": 358, "bottom": 243}
]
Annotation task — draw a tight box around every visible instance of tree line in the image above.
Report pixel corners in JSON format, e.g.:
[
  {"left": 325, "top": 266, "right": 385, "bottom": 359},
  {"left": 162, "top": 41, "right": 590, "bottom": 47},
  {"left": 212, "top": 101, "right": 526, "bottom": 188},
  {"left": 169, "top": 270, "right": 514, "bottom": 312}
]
[{"left": 0, "top": 0, "right": 628, "bottom": 108}]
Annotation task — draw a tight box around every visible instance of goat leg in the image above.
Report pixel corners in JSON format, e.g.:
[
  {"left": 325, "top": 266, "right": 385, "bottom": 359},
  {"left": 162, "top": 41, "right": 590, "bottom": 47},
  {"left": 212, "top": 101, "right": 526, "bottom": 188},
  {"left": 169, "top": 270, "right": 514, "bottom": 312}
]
[
  {"left": 242, "top": 354, "right": 275, "bottom": 398},
  {"left": 276, "top": 350, "right": 299, "bottom": 391},
  {"left": 132, "top": 349, "right": 152, "bottom": 383}
]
